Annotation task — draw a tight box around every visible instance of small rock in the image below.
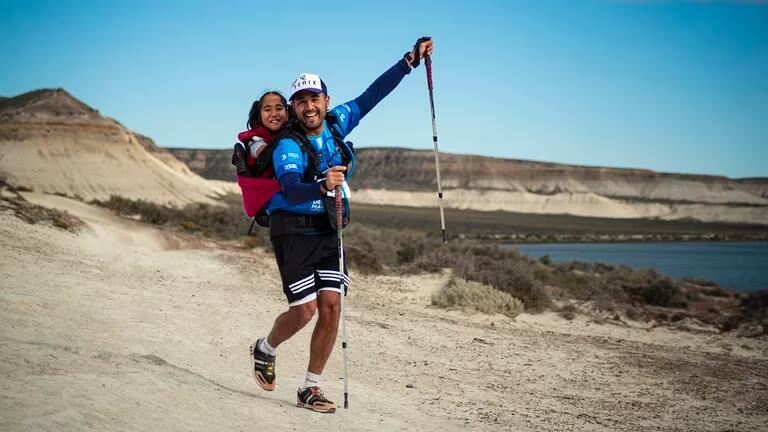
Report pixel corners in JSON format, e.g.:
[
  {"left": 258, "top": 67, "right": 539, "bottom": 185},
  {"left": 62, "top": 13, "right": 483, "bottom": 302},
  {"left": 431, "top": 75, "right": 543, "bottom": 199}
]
[
  {"left": 473, "top": 337, "right": 492, "bottom": 345},
  {"left": 406, "top": 384, "right": 414, "bottom": 388}
]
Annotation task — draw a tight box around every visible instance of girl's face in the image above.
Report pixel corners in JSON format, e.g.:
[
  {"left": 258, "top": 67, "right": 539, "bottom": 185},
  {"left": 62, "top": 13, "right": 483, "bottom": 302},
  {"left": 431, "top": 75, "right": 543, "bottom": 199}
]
[{"left": 260, "top": 93, "right": 288, "bottom": 132}]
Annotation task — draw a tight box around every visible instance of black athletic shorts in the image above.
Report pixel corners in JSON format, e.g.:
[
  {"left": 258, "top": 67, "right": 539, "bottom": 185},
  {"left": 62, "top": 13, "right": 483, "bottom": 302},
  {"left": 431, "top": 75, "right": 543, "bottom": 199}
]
[{"left": 271, "top": 232, "right": 350, "bottom": 306}]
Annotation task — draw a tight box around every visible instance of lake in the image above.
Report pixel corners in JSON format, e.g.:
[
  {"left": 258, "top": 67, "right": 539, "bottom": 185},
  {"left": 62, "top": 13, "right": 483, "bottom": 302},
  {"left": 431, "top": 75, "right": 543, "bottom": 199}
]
[{"left": 505, "top": 241, "right": 768, "bottom": 292}]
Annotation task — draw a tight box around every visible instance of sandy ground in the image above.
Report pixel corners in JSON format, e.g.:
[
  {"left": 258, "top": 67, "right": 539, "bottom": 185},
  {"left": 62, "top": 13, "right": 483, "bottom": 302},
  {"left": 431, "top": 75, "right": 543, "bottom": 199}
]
[{"left": 1, "top": 194, "right": 767, "bottom": 431}]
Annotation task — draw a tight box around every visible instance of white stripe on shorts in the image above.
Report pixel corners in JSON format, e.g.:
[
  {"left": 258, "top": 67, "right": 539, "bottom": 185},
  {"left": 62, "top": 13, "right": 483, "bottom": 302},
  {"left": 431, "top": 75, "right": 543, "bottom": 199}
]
[
  {"left": 289, "top": 274, "right": 315, "bottom": 293},
  {"left": 292, "top": 281, "right": 315, "bottom": 294},
  {"left": 317, "top": 270, "right": 351, "bottom": 283}
]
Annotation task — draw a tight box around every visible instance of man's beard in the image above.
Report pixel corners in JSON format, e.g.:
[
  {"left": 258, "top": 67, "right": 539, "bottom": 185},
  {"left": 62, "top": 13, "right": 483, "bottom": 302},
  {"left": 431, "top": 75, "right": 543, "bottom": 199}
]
[{"left": 298, "top": 110, "right": 325, "bottom": 132}]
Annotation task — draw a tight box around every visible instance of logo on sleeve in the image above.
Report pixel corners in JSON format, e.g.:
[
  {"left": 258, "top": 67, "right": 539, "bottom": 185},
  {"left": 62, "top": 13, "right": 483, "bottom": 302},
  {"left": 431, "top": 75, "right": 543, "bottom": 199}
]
[{"left": 284, "top": 163, "right": 298, "bottom": 170}]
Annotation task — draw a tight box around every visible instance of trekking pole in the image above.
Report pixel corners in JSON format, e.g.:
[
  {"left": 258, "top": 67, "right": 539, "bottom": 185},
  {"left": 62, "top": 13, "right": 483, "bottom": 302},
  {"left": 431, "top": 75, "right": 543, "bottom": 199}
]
[
  {"left": 335, "top": 186, "right": 349, "bottom": 409},
  {"left": 425, "top": 54, "right": 447, "bottom": 243}
]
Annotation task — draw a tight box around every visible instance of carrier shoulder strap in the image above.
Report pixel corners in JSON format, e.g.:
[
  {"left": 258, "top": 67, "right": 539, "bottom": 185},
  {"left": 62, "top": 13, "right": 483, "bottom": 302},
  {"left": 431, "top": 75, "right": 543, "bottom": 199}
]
[
  {"left": 275, "top": 115, "right": 353, "bottom": 178},
  {"left": 324, "top": 112, "right": 354, "bottom": 166},
  {"left": 276, "top": 121, "right": 320, "bottom": 180}
]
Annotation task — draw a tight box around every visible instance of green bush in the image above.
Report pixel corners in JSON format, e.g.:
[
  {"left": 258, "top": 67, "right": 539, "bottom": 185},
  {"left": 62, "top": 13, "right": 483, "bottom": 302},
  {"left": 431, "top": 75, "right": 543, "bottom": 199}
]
[{"left": 431, "top": 278, "right": 524, "bottom": 318}]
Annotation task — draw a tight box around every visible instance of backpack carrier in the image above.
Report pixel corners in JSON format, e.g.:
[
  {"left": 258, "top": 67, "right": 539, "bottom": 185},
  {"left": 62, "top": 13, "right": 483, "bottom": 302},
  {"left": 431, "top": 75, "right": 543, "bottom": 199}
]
[{"left": 232, "top": 113, "right": 356, "bottom": 235}]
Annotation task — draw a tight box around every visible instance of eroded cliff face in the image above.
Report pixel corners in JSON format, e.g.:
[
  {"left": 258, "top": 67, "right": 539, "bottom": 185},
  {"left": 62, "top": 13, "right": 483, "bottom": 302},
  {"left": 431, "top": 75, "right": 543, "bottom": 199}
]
[
  {"left": 352, "top": 148, "right": 768, "bottom": 205},
  {"left": 168, "top": 146, "right": 768, "bottom": 225},
  {"left": 0, "top": 89, "right": 228, "bottom": 206}
]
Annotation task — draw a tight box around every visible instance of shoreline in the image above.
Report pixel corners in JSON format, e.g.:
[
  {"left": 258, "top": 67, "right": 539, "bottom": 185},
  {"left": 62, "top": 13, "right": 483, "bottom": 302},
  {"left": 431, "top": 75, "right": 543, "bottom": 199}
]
[{"left": 497, "top": 237, "right": 768, "bottom": 244}]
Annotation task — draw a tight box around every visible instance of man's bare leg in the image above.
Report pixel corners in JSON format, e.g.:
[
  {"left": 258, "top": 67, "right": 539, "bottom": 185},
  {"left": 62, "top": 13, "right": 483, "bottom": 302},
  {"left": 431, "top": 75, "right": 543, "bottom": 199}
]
[
  {"left": 251, "top": 299, "right": 317, "bottom": 391},
  {"left": 267, "top": 300, "right": 317, "bottom": 348},
  {"left": 307, "top": 290, "right": 341, "bottom": 374}
]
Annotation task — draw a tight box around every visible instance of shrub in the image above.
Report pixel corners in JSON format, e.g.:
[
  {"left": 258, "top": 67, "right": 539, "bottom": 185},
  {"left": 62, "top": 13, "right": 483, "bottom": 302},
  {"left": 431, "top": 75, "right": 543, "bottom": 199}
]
[
  {"left": 740, "top": 289, "right": 768, "bottom": 316},
  {"left": 637, "top": 278, "right": 688, "bottom": 308},
  {"left": 345, "top": 241, "right": 384, "bottom": 274},
  {"left": 91, "top": 195, "right": 255, "bottom": 239},
  {"left": 343, "top": 223, "right": 402, "bottom": 272},
  {"left": 92, "top": 196, "right": 172, "bottom": 224},
  {"left": 405, "top": 242, "right": 461, "bottom": 273},
  {"left": 609, "top": 268, "right": 689, "bottom": 309},
  {"left": 453, "top": 245, "right": 551, "bottom": 312},
  {"left": 431, "top": 278, "right": 524, "bottom": 318},
  {"left": 723, "top": 289, "right": 768, "bottom": 334},
  {"left": 395, "top": 233, "right": 433, "bottom": 266},
  {"left": 0, "top": 181, "right": 82, "bottom": 232},
  {"left": 558, "top": 304, "right": 578, "bottom": 320}
]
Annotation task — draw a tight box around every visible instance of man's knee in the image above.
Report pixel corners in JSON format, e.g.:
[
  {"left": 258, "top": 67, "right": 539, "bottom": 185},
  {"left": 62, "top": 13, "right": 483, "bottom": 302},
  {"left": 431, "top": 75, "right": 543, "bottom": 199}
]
[
  {"left": 317, "top": 291, "right": 341, "bottom": 319},
  {"left": 290, "top": 301, "right": 317, "bottom": 325}
]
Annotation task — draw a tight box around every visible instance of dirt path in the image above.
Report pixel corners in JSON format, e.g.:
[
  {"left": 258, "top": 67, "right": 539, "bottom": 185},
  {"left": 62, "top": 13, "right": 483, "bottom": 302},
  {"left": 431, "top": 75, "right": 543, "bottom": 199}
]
[{"left": 1, "top": 196, "right": 766, "bottom": 431}]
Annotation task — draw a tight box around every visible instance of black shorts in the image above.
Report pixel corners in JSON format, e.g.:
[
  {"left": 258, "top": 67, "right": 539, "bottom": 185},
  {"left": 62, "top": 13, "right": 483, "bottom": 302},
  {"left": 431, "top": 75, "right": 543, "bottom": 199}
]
[{"left": 271, "top": 232, "right": 350, "bottom": 306}]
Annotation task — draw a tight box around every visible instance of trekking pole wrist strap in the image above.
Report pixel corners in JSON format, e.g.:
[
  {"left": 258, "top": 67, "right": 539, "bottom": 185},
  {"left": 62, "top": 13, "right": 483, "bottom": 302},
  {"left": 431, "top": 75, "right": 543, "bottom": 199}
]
[
  {"left": 405, "top": 36, "right": 432, "bottom": 69},
  {"left": 401, "top": 53, "right": 415, "bottom": 70}
]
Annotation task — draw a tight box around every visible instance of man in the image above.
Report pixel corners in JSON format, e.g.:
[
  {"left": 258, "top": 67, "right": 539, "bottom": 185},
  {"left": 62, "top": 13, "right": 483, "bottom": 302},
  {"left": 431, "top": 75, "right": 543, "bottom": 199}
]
[{"left": 250, "top": 37, "right": 435, "bottom": 413}]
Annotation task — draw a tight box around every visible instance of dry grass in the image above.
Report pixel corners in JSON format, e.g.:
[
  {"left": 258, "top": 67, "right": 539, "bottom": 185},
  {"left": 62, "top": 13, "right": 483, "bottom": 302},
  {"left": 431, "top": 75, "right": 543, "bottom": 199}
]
[
  {"left": 431, "top": 278, "right": 524, "bottom": 318},
  {"left": 91, "top": 195, "right": 269, "bottom": 244},
  {"left": 1, "top": 180, "right": 82, "bottom": 232}
]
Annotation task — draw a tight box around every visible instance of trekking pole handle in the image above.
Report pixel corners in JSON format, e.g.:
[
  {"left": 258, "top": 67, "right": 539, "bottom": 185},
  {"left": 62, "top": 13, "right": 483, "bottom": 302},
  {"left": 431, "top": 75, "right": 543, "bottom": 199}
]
[
  {"left": 425, "top": 55, "right": 434, "bottom": 91},
  {"left": 335, "top": 186, "right": 342, "bottom": 229}
]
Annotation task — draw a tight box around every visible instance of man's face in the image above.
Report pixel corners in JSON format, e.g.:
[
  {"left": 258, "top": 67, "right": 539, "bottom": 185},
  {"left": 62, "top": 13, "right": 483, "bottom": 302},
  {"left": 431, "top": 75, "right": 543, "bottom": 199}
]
[{"left": 292, "top": 91, "right": 329, "bottom": 135}]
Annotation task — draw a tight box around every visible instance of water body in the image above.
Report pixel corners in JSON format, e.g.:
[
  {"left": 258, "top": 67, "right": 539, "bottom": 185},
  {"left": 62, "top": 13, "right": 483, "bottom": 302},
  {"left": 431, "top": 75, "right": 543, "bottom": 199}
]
[{"left": 506, "top": 242, "right": 768, "bottom": 292}]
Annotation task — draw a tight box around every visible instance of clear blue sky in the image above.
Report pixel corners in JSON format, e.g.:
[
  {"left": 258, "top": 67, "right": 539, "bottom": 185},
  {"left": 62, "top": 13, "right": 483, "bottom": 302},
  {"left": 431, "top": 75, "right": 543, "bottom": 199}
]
[{"left": 1, "top": 0, "right": 766, "bottom": 178}]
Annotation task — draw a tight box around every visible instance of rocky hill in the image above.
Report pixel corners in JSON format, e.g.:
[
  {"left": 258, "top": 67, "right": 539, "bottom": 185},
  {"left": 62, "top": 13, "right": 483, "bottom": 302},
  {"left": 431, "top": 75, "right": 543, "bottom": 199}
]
[
  {"left": 168, "top": 146, "right": 768, "bottom": 225},
  {"left": 0, "top": 89, "right": 228, "bottom": 205}
]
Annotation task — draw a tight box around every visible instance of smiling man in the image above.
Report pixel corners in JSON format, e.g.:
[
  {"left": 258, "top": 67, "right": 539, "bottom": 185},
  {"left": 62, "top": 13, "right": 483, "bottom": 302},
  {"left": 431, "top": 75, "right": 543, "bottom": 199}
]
[{"left": 248, "top": 37, "right": 434, "bottom": 413}]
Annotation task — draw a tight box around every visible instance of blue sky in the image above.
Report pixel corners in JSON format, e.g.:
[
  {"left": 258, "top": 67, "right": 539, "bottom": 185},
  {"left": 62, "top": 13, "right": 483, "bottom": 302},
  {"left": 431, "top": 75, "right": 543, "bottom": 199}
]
[{"left": 1, "top": 0, "right": 766, "bottom": 178}]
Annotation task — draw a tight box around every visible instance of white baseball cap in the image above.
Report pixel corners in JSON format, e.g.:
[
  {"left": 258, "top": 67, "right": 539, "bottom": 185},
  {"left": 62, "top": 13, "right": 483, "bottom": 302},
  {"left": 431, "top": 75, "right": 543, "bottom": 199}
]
[{"left": 290, "top": 73, "right": 328, "bottom": 100}]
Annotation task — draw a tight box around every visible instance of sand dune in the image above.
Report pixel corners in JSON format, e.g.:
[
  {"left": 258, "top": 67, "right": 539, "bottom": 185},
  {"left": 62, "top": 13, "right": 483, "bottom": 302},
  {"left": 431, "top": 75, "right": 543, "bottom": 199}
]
[
  {"left": 1, "top": 195, "right": 766, "bottom": 431},
  {"left": 0, "top": 89, "right": 227, "bottom": 206}
]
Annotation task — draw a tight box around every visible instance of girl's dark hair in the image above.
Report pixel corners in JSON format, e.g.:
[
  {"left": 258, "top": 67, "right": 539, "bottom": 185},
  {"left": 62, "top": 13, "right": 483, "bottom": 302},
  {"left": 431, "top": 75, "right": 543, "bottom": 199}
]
[{"left": 247, "top": 91, "right": 288, "bottom": 129}]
